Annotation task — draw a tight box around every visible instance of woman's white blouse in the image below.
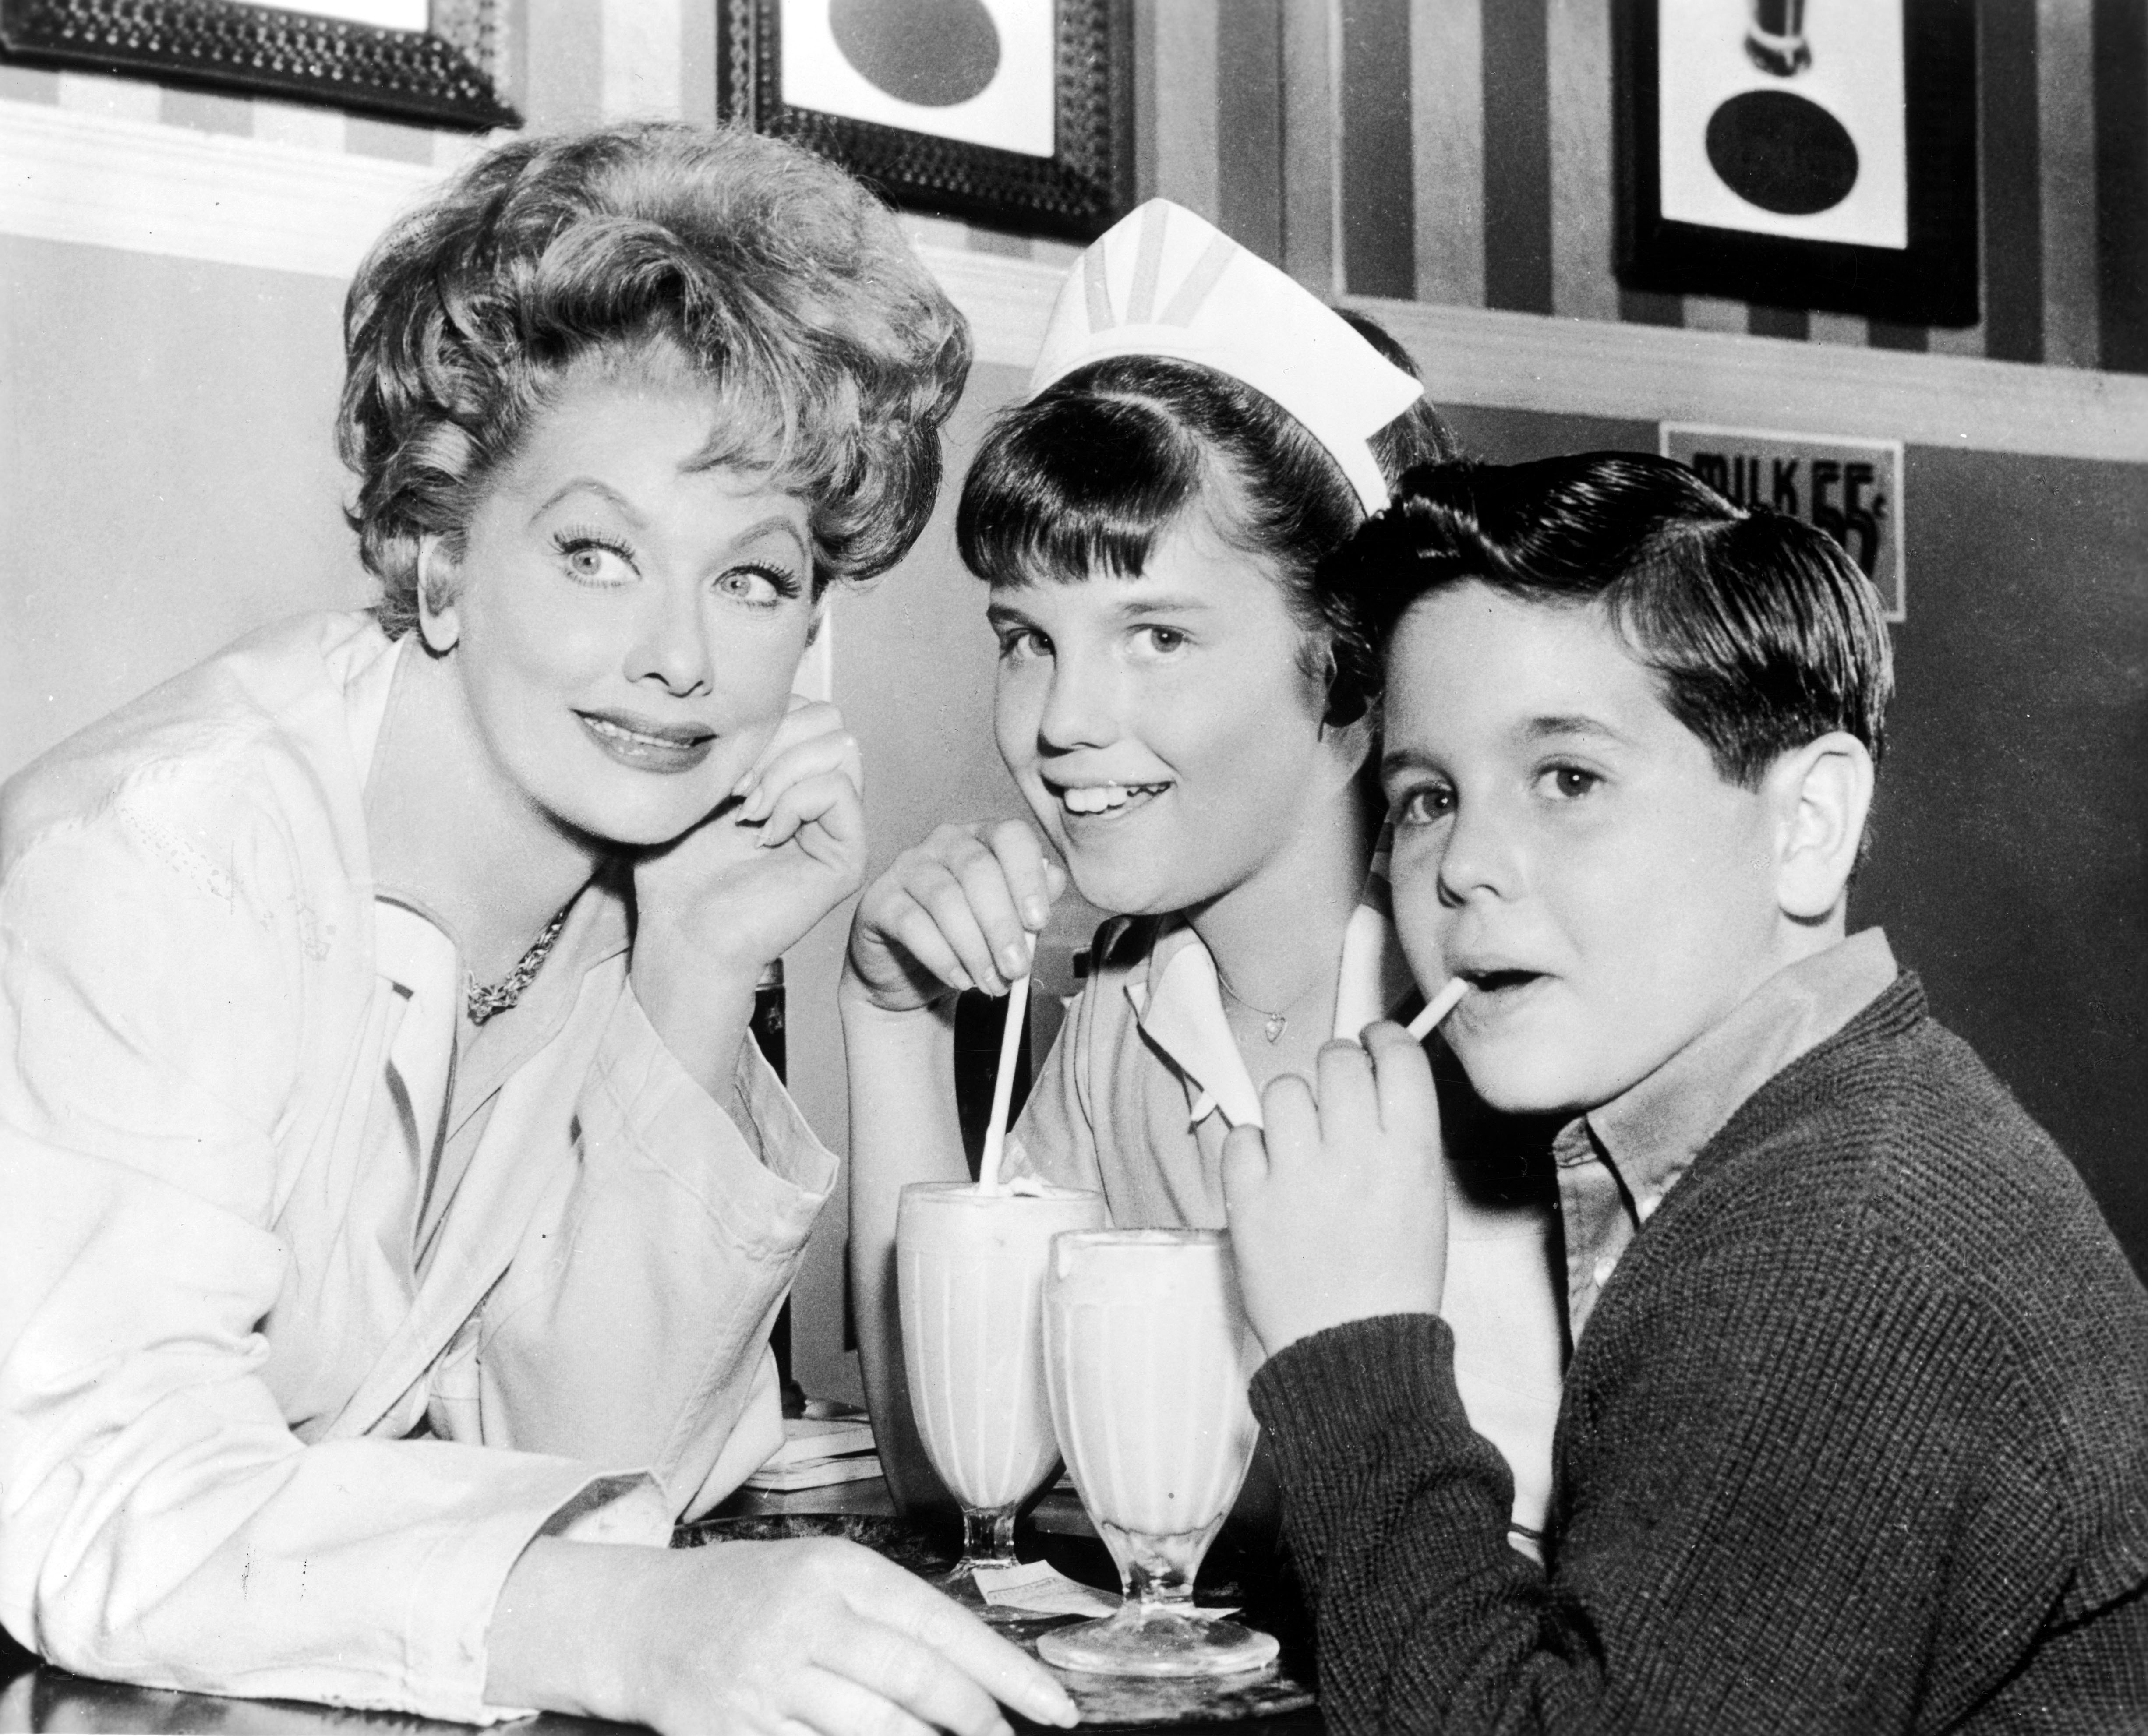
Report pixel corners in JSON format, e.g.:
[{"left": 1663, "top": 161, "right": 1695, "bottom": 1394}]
[{"left": 0, "top": 613, "right": 836, "bottom": 1722}]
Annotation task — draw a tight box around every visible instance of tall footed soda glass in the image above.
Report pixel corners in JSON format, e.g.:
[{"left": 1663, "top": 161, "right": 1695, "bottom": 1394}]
[
  {"left": 896, "top": 1180, "right": 1107, "bottom": 1621},
  {"left": 1039, "top": 1229, "right": 1280, "bottom": 1677}
]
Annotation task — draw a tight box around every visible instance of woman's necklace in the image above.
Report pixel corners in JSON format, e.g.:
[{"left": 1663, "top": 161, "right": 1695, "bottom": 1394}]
[
  {"left": 1214, "top": 964, "right": 1314, "bottom": 1045},
  {"left": 464, "top": 901, "right": 574, "bottom": 1027}
]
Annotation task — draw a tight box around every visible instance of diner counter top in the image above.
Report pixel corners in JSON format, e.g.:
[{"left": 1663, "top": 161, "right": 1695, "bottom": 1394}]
[{"left": 0, "top": 1480, "right": 1325, "bottom": 1734}]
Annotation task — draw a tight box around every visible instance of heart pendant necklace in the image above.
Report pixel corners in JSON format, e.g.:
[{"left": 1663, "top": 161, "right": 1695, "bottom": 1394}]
[{"left": 1215, "top": 968, "right": 1297, "bottom": 1044}]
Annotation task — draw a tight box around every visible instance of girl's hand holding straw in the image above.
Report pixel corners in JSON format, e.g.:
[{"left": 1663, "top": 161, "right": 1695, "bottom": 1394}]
[{"left": 843, "top": 819, "right": 1065, "bottom": 1016}]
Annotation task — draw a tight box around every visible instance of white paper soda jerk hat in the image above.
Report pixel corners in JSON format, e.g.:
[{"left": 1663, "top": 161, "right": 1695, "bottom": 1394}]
[{"left": 1027, "top": 198, "right": 1426, "bottom": 517}]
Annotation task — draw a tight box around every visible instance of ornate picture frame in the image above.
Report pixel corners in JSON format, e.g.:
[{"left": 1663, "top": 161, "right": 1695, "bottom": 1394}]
[
  {"left": 0, "top": 0, "right": 519, "bottom": 131},
  {"left": 718, "top": 0, "right": 1131, "bottom": 243},
  {"left": 1613, "top": 0, "right": 1978, "bottom": 327}
]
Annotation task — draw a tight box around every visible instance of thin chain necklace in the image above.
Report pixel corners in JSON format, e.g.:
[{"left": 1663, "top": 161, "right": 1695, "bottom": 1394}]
[
  {"left": 1214, "top": 963, "right": 1314, "bottom": 1045},
  {"left": 465, "top": 901, "right": 573, "bottom": 1027}
]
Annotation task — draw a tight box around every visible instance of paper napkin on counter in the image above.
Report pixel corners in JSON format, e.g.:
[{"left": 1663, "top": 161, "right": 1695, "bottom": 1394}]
[{"left": 973, "top": 1562, "right": 1120, "bottom": 1617}]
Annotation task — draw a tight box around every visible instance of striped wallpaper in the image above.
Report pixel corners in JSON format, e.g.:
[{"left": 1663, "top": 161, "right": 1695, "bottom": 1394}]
[
  {"left": 1, "top": 0, "right": 2141, "bottom": 373},
  {"left": 1134, "top": 0, "right": 2146, "bottom": 372}
]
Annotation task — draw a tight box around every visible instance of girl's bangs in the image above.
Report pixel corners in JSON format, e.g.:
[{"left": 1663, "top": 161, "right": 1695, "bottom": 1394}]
[{"left": 958, "top": 390, "right": 1206, "bottom": 587}]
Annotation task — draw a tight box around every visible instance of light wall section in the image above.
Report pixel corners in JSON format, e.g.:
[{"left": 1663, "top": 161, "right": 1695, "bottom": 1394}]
[
  {"left": 1545, "top": 0, "right": 1617, "bottom": 324},
  {"left": 4, "top": 0, "right": 2147, "bottom": 1398},
  {"left": 0, "top": 234, "right": 367, "bottom": 767},
  {"left": 2038, "top": 0, "right": 2101, "bottom": 368},
  {"left": 1409, "top": 0, "right": 1484, "bottom": 308}
]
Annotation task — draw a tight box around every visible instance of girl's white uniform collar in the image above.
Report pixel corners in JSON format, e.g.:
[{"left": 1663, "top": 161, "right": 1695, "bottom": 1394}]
[{"left": 1123, "top": 901, "right": 1399, "bottom": 1130}]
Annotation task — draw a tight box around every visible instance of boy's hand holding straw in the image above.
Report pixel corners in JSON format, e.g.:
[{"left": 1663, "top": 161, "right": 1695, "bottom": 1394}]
[{"left": 1221, "top": 979, "right": 1470, "bottom": 1356}]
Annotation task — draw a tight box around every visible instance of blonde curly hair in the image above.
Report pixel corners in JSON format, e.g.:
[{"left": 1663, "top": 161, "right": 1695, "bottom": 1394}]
[{"left": 338, "top": 122, "right": 972, "bottom": 634}]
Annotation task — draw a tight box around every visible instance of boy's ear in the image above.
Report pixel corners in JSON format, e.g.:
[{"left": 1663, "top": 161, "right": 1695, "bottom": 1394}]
[
  {"left": 1767, "top": 731, "right": 1875, "bottom": 924},
  {"left": 415, "top": 537, "right": 462, "bottom": 656}
]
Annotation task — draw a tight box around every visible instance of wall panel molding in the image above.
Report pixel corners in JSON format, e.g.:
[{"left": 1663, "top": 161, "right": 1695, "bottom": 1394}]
[
  {"left": 924, "top": 240, "right": 2148, "bottom": 465},
  {"left": 1358, "top": 295, "right": 2148, "bottom": 463},
  {"left": 7, "top": 101, "right": 2143, "bottom": 466},
  {"left": 0, "top": 99, "right": 442, "bottom": 279}
]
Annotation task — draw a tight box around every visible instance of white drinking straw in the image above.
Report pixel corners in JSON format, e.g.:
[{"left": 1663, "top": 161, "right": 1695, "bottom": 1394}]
[
  {"left": 1404, "top": 975, "right": 1471, "bottom": 1042},
  {"left": 975, "top": 941, "right": 1035, "bottom": 1195}
]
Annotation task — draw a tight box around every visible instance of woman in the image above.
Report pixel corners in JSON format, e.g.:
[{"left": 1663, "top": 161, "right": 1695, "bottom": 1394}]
[
  {"left": 0, "top": 124, "right": 1071, "bottom": 1736},
  {"left": 844, "top": 200, "right": 1568, "bottom": 1550}
]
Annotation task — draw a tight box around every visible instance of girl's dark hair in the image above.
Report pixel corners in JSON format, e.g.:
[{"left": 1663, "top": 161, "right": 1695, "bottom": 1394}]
[
  {"left": 339, "top": 121, "right": 972, "bottom": 634},
  {"left": 1323, "top": 452, "right": 1894, "bottom": 785},
  {"left": 954, "top": 309, "right": 1459, "bottom": 724}
]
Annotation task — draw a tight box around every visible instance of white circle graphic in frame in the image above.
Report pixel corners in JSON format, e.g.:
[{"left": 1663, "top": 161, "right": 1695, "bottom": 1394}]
[
  {"left": 780, "top": 0, "right": 1056, "bottom": 160},
  {"left": 1657, "top": 0, "right": 1905, "bottom": 250}
]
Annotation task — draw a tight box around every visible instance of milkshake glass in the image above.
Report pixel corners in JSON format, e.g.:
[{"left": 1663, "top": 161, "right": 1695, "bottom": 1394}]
[
  {"left": 896, "top": 1179, "right": 1107, "bottom": 1617},
  {"left": 1038, "top": 1228, "right": 1279, "bottom": 1677}
]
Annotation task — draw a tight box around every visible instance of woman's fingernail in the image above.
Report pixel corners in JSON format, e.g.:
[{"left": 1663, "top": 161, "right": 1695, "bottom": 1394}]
[
  {"left": 743, "top": 790, "right": 770, "bottom": 821},
  {"left": 732, "top": 768, "right": 759, "bottom": 798},
  {"left": 1023, "top": 897, "right": 1049, "bottom": 928},
  {"left": 1000, "top": 941, "right": 1030, "bottom": 978},
  {"left": 1032, "top": 1682, "right": 1078, "bottom": 1726}
]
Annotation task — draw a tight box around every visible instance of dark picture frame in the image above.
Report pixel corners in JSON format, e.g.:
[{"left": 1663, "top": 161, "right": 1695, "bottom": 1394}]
[
  {"left": 717, "top": 0, "right": 1131, "bottom": 243},
  {"left": 0, "top": 0, "right": 519, "bottom": 131},
  {"left": 1613, "top": 0, "right": 1978, "bottom": 327}
]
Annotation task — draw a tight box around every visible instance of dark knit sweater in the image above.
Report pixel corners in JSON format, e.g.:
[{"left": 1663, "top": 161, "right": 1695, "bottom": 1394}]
[{"left": 1251, "top": 976, "right": 2148, "bottom": 1733}]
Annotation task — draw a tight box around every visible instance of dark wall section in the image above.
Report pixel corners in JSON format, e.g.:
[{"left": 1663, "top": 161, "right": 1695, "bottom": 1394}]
[
  {"left": 2093, "top": 0, "right": 2148, "bottom": 372},
  {"left": 1340, "top": 0, "right": 1416, "bottom": 300},
  {"left": 1477, "top": 0, "right": 1554, "bottom": 316},
  {"left": 1981, "top": 0, "right": 2046, "bottom": 365},
  {"left": 1439, "top": 405, "right": 2148, "bottom": 1279},
  {"left": 1862, "top": 448, "right": 2147, "bottom": 1271}
]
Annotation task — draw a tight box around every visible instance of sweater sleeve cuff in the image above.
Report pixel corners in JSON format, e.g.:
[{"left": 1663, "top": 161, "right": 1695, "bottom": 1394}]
[{"left": 1251, "top": 1313, "right": 1472, "bottom": 1490}]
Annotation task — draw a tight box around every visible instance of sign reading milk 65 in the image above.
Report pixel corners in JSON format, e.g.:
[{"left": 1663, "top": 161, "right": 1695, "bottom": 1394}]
[{"left": 1660, "top": 424, "right": 1905, "bottom": 621}]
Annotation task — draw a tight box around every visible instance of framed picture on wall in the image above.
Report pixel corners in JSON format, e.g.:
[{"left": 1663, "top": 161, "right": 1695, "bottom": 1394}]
[
  {"left": 0, "top": 0, "right": 519, "bottom": 130},
  {"left": 1613, "top": 0, "right": 1978, "bottom": 326},
  {"left": 717, "top": 0, "right": 1132, "bottom": 242}
]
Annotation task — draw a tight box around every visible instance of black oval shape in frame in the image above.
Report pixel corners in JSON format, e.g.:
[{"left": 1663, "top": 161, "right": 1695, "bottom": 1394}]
[
  {"left": 829, "top": 0, "right": 1002, "bottom": 109},
  {"left": 1704, "top": 89, "right": 1859, "bottom": 216}
]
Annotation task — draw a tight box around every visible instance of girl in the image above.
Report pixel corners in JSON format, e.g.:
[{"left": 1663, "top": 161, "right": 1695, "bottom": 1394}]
[{"left": 844, "top": 200, "right": 1567, "bottom": 1553}]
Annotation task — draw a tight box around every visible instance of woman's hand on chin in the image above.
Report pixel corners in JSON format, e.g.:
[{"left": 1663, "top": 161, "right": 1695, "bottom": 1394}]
[
  {"left": 486, "top": 1535, "right": 1077, "bottom": 1736},
  {"left": 841, "top": 819, "right": 1066, "bottom": 1016},
  {"left": 630, "top": 699, "right": 866, "bottom": 1091}
]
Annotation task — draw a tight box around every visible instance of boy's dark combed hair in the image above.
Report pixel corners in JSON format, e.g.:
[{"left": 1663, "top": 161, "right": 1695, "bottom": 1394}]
[
  {"left": 955, "top": 309, "right": 1459, "bottom": 725},
  {"left": 1325, "top": 452, "right": 1894, "bottom": 785}
]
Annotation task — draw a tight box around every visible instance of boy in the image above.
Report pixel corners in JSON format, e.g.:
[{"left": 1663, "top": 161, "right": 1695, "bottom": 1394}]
[{"left": 1222, "top": 454, "right": 2148, "bottom": 1732}]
